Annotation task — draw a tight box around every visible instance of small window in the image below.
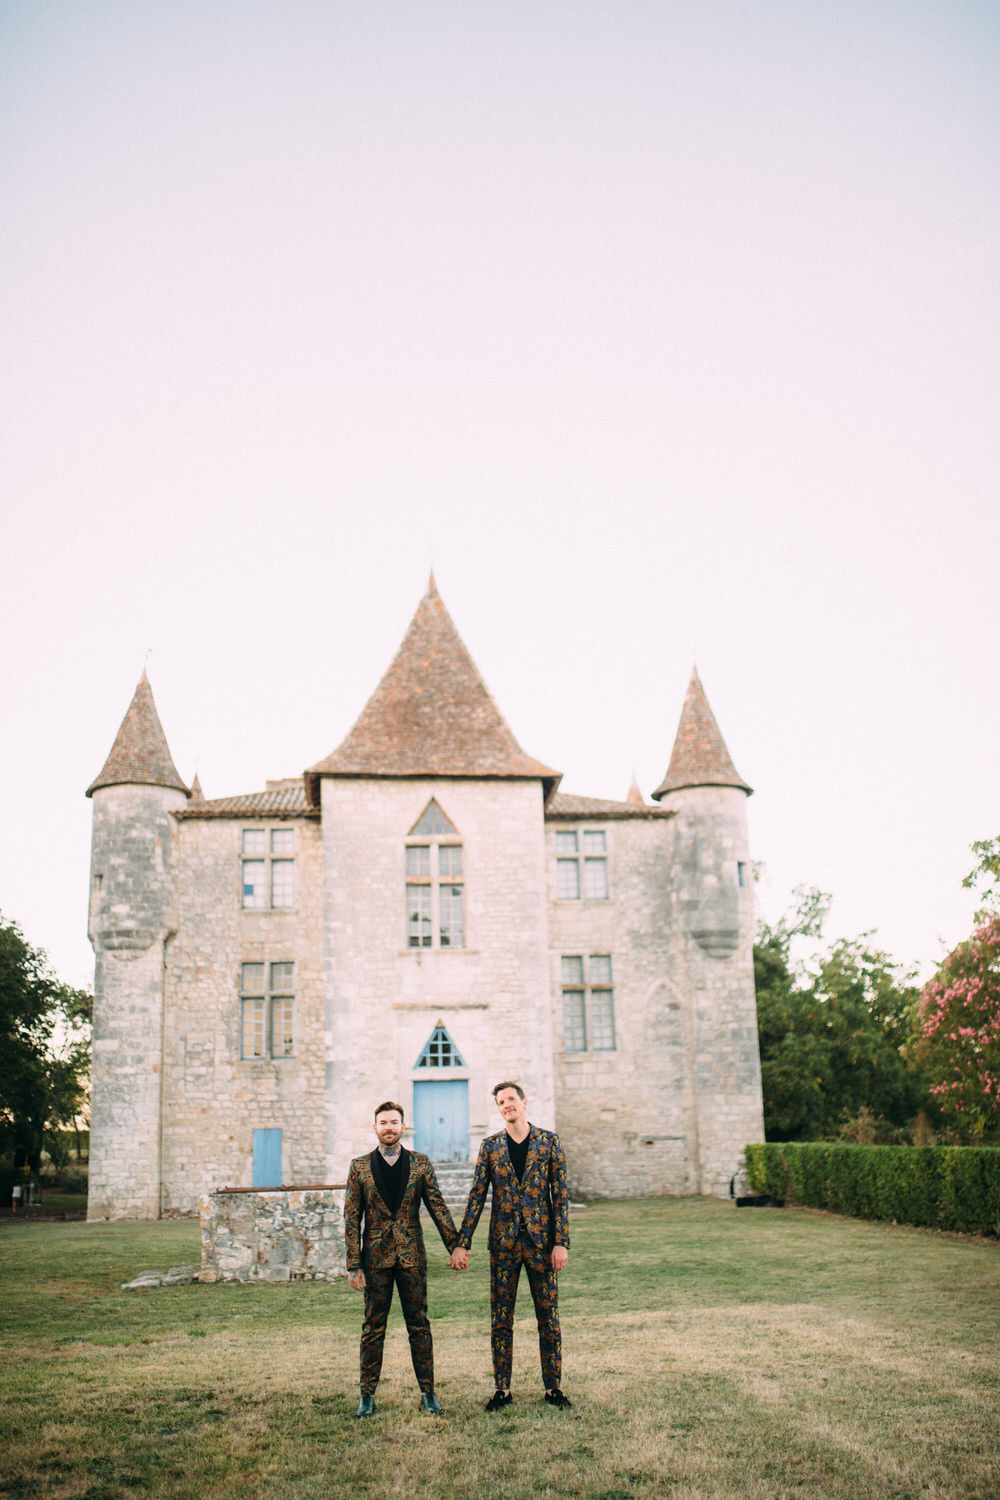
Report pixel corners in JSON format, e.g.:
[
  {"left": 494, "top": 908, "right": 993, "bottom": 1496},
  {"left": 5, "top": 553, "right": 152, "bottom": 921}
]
[
  {"left": 406, "top": 885, "right": 432, "bottom": 947},
  {"left": 241, "top": 960, "right": 295, "bottom": 1059},
  {"left": 415, "top": 1022, "right": 466, "bottom": 1069},
  {"left": 561, "top": 954, "right": 616, "bottom": 1053},
  {"left": 241, "top": 827, "right": 296, "bottom": 910},
  {"left": 737, "top": 862, "right": 747, "bottom": 888},
  {"left": 242, "top": 861, "right": 267, "bottom": 911},
  {"left": 405, "top": 801, "right": 464, "bottom": 949},
  {"left": 555, "top": 828, "right": 608, "bottom": 901},
  {"left": 271, "top": 860, "right": 294, "bottom": 909},
  {"left": 241, "top": 998, "right": 267, "bottom": 1060},
  {"left": 410, "top": 799, "right": 458, "bottom": 837},
  {"left": 440, "top": 884, "right": 464, "bottom": 947}
]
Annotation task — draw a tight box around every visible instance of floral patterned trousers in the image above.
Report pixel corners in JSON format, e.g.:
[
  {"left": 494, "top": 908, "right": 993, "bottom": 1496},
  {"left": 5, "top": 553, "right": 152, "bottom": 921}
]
[
  {"left": 490, "top": 1235, "right": 561, "bottom": 1391},
  {"left": 360, "top": 1262, "right": 434, "bottom": 1395}
]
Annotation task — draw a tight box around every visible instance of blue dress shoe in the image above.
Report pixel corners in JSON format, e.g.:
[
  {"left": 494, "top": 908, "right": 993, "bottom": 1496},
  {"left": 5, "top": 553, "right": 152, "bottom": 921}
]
[
  {"left": 420, "top": 1391, "right": 443, "bottom": 1415},
  {"left": 355, "top": 1393, "right": 376, "bottom": 1418}
]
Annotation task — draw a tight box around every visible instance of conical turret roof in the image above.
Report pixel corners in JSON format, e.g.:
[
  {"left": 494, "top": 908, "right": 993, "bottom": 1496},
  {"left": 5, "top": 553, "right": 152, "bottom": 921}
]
[
  {"left": 651, "top": 667, "right": 751, "bottom": 799},
  {"left": 306, "top": 577, "right": 560, "bottom": 803},
  {"left": 626, "top": 776, "right": 646, "bottom": 806},
  {"left": 87, "top": 673, "right": 189, "bottom": 797}
]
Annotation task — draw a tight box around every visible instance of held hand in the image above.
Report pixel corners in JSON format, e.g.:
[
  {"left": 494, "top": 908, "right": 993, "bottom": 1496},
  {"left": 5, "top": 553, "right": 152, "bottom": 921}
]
[
  {"left": 550, "top": 1245, "right": 569, "bottom": 1274},
  {"left": 449, "top": 1247, "right": 469, "bottom": 1271},
  {"left": 349, "top": 1269, "right": 366, "bottom": 1292}
]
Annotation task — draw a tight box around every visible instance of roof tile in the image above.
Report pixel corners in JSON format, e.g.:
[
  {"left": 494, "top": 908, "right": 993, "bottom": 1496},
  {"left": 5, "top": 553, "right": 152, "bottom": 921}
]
[
  {"left": 176, "top": 779, "right": 316, "bottom": 820},
  {"left": 87, "top": 674, "right": 189, "bottom": 797},
  {"left": 306, "top": 578, "right": 560, "bottom": 802},
  {"left": 546, "top": 792, "right": 674, "bottom": 821},
  {"left": 651, "top": 668, "right": 751, "bottom": 799}
]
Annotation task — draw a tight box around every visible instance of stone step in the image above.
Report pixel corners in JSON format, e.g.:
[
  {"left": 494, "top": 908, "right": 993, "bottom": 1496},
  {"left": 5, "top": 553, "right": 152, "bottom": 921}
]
[{"left": 422, "top": 1160, "right": 484, "bottom": 1223}]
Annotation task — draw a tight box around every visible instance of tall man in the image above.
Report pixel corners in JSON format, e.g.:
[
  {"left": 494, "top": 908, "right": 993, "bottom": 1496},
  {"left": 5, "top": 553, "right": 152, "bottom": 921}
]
[
  {"left": 450, "top": 1081, "right": 571, "bottom": 1410},
  {"left": 344, "top": 1099, "right": 459, "bottom": 1417}
]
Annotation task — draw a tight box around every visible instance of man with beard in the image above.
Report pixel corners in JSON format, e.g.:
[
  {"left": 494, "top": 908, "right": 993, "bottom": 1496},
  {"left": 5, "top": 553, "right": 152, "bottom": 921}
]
[{"left": 345, "top": 1100, "right": 459, "bottom": 1417}]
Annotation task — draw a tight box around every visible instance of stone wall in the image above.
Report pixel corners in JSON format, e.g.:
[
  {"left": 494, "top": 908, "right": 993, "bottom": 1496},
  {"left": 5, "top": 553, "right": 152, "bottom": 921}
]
[
  {"left": 87, "top": 783, "right": 188, "bottom": 1221},
  {"left": 548, "top": 815, "right": 699, "bottom": 1199},
  {"left": 320, "top": 777, "right": 556, "bottom": 1176},
  {"left": 161, "top": 817, "right": 327, "bottom": 1213},
  {"left": 200, "top": 1187, "right": 347, "bottom": 1282},
  {"left": 548, "top": 789, "right": 763, "bottom": 1200},
  {"left": 664, "top": 785, "right": 764, "bottom": 1196}
]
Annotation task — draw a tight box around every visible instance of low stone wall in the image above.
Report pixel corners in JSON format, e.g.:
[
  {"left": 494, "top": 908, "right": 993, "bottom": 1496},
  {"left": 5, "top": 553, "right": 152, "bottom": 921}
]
[{"left": 200, "top": 1185, "right": 347, "bottom": 1283}]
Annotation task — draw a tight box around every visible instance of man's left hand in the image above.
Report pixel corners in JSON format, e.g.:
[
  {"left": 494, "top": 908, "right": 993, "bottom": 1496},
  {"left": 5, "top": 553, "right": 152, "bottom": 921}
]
[{"left": 551, "top": 1245, "right": 568, "bottom": 1273}]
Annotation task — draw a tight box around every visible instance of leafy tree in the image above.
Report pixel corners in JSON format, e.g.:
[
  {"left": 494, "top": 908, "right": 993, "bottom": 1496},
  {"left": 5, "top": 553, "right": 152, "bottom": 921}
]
[
  {"left": 962, "top": 836, "right": 1000, "bottom": 920},
  {"left": 911, "top": 911, "right": 1000, "bottom": 1143},
  {"left": 0, "top": 914, "right": 91, "bottom": 1174},
  {"left": 754, "top": 888, "right": 925, "bottom": 1141}
]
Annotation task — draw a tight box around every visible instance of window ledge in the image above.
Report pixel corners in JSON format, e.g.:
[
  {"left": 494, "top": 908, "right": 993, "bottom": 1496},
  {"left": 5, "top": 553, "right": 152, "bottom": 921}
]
[
  {"left": 393, "top": 1001, "right": 489, "bottom": 1011},
  {"left": 399, "top": 948, "right": 478, "bottom": 957}
]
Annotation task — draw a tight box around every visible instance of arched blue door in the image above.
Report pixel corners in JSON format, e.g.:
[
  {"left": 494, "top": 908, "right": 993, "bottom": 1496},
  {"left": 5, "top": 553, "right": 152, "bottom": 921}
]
[{"left": 413, "top": 1080, "right": 469, "bottom": 1161}]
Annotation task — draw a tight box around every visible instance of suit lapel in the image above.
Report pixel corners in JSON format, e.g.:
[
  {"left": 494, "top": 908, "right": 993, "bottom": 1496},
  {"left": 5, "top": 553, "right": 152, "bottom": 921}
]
[
  {"left": 368, "top": 1149, "right": 391, "bottom": 1212},
  {"left": 522, "top": 1126, "right": 543, "bottom": 1186},
  {"left": 395, "top": 1149, "right": 413, "bottom": 1213}
]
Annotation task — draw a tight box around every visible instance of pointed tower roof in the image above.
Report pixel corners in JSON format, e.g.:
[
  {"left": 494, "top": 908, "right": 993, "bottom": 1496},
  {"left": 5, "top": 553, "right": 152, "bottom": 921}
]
[
  {"left": 188, "top": 772, "right": 204, "bottom": 803},
  {"left": 306, "top": 577, "right": 560, "bottom": 803},
  {"left": 626, "top": 776, "right": 645, "bottom": 807},
  {"left": 651, "top": 667, "right": 751, "bottom": 800},
  {"left": 86, "top": 673, "right": 189, "bottom": 797}
]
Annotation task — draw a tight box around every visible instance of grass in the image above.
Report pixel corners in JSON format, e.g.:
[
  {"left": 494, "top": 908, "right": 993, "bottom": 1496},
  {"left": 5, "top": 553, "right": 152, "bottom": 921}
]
[{"left": 1, "top": 1198, "right": 998, "bottom": 1498}]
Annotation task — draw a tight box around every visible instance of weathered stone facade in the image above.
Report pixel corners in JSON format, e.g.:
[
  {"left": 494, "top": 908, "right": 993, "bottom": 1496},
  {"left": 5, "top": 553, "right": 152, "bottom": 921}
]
[
  {"left": 200, "top": 1188, "right": 347, "bottom": 1282},
  {"left": 86, "top": 581, "right": 764, "bottom": 1220}
]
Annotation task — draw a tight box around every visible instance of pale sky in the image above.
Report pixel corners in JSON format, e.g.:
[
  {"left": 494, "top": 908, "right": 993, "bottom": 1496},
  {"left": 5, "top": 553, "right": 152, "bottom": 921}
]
[{"left": 2, "top": 0, "right": 998, "bottom": 991}]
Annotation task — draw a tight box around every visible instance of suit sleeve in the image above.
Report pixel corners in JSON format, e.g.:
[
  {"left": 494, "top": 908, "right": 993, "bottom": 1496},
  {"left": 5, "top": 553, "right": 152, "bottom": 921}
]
[
  {"left": 549, "top": 1134, "right": 570, "bottom": 1250},
  {"left": 344, "top": 1161, "right": 364, "bottom": 1271},
  {"left": 457, "top": 1138, "right": 492, "bottom": 1250},
  {"left": 420, "top": 1162, "right": 459, "bottom": 1251}
]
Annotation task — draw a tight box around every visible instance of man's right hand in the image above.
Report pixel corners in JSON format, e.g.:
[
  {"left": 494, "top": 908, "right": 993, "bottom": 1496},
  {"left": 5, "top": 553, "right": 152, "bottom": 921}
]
[
  {"left": 349, "top": 1269, "right": 366, "bottom": 1291},
  {"left": 449, "top": 1247, "right": 468, "bottom": 1270}
]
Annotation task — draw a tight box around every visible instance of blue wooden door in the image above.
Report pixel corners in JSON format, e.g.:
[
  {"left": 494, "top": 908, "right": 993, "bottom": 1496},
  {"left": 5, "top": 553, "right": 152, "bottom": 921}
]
[
  {"left": 252, "top": 1128, "right": 282, "bottom": 1187},
  {"left": 413, "top": 1081, "right": 469, "bottom": 1161}
]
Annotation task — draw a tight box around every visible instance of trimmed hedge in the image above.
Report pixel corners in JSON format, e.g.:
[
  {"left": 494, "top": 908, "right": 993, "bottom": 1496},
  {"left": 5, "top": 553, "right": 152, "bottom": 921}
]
[{"left": 744, "top": 1142, "right": 1000, "bottom": 1237}]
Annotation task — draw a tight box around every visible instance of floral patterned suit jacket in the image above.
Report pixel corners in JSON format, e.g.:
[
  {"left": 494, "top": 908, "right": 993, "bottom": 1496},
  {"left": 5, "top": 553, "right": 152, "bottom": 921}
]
[
  {"left": 344, "top": 1149, "right": 458, "bottom": 1273},
  {"left": 458, "top": 1125, "right": 570, "bottom": 1257}
]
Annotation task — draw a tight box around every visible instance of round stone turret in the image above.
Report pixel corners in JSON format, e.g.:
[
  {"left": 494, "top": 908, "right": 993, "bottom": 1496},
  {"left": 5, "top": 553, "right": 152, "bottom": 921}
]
[
  {"left": 653, "top": 668, "right": 763, "bottom": 1194},
  {"left": 86, "top": 676, "right": 189, "bottom": 1220}
]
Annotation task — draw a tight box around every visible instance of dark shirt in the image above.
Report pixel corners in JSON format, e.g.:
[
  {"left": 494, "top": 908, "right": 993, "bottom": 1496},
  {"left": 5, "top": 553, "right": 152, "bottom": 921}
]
[
  {"left": 506, "top": 1131, "right": 530, "bottom": 1182},
  {"left": 370, "top": 1147, "right": 409, "bottom": 1216}
]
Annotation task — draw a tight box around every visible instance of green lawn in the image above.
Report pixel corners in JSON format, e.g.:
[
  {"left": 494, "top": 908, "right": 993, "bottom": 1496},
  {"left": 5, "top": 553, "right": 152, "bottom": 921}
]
[{"left": 1, "top": 1198, "right": 998, "bottom": 1498}]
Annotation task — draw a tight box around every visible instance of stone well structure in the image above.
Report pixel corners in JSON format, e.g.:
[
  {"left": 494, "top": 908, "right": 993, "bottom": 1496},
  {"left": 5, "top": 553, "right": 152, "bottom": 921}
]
[{"left": 200, "top": 1186, "right": 347, "bottom": 1283}]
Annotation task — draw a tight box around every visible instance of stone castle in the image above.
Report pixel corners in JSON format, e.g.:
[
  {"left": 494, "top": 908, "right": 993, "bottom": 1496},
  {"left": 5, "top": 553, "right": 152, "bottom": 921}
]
[{"left": 85, "top": 578, "right": 764, "bottom": 1220}]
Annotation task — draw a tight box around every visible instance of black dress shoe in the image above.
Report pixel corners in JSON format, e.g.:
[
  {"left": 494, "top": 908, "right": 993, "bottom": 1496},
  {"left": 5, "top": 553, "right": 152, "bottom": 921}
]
[
  {"left": 355, "top": 1393, "right": 376, "bottom": 1418},
  {"left": 485, "top": 1389, "right": 513, "bottom": 1412},
  {"left": 544, "top": 1388, "right": 572, "bottom": 1408},
  {"left": 420, "top": 1391, "right": 443, "bottom": 1415}
]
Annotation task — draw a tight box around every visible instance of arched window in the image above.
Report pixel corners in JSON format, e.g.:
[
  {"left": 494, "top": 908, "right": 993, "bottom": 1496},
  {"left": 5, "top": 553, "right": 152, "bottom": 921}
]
[{"left": 405, "top": 800, "right": 465, "bottom": 949}]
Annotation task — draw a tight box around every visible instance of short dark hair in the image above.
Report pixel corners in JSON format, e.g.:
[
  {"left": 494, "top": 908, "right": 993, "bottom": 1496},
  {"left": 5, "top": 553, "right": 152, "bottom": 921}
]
[
  {"left": 492, "top": 1081, "right": 525, "bottom": 1100},
  {"left": 374, "top": 1099, "right": 405, "bottom": 1122}
]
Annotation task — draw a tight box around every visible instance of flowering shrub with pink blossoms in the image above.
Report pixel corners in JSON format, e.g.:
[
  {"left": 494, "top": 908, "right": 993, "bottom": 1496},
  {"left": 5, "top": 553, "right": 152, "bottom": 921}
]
[{"left": 912, "top": 914, "right": 1000, "bottom": 1143}]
